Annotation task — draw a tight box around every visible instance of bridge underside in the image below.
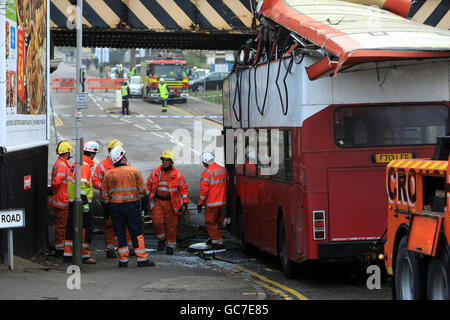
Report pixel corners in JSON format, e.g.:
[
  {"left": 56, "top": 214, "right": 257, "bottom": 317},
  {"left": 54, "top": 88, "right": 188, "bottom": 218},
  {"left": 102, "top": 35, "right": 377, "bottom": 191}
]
[
  {"left": 51, "top": 29, "right": 254, "bottom": 50},
  {"left": 50, "top": 0, "right": 257, "bottom": 49}
]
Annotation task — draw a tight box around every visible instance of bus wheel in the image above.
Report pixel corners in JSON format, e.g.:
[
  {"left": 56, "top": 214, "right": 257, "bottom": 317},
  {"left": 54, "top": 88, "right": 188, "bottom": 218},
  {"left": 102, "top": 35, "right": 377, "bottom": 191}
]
[
  {"left": 238, "top": 212, "right": 254, "bottom": 255},
  {"left": 278, "top": 217, "right": 296, "bottom": 279},
  {"left": 427, "top": 243, "right": 450, "bottom": 300},
  {"left": 394, "top": 236, "right": 427, "bottom": 300}
]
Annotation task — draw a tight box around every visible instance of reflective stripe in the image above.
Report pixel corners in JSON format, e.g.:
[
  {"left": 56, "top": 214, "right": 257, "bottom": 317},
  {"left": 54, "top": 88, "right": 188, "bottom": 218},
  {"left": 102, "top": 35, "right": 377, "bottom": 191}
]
[
  {"left": 134, "top": 249, "right": 146, "bottom": 254},
  {"left": 65, "top": 241, "right": 73, "bottom": 246},
  {"left": 159, "top": 181, "right": 169, "bottom": 186},
  {"left": 49, "top": 199, "right": 69, "bottom": 208},
  {"left": 82, "top": 243, "right": 90, "bottom": 249},
  {"left": 119, "top": 259, "right": 129, "bottom": 263},
  {"left": 118, "top": 247, "right": 129, "bottom": 254},
  {"left": 94, "top": 172, "right": 103, "bottom": 180},
  {"left": 110, "top": 194, "right": 139, "bottom": 201},
  {"left": 206, "top": 200, "right": 227, "bottom": 206},
  {"left": 137, "top": 257, "right": 148, "bottom": 262},
  {"left": 200, "top": 178, "right": 210, "bottom": 182},
  {"left": 109, "top": 187, "right": 137, "bottom": 192},
  {"left": 82, "top": 255, "right": 90, "bottom": 259},
  {"left": 157, "top": 187, "right": 178, "bottom": 192},
  {"left": 56, "top": 173, "right": 66, "bottom": 177},
  {"left": 99, "top": 163, "right": 106, "bottom": 175},
  {"left": 182, "top": 194, "right": 189, "bottom": 199},
  {"left": 211, "top": 178, "right": 227, "bottom": 185},
  {"left": 156, "top": 233, "right": 165, "bottom": 239},
  {"left": 167, "top": 241, "right": 177, "bottom": 248},
  {"left": 200, "top": 195, "right": 206, "bottom": 200}
]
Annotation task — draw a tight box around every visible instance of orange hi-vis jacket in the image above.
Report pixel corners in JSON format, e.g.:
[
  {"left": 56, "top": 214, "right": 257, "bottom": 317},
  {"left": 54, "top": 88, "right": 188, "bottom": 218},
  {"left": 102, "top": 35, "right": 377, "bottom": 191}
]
[
  {"left": 101, "top": 165, "right": 146, "bottom": 204},
  {"left": 146, "top": 165, "right": 189, "bottom": 213},
  {"left": 92, "top": 157, "right": 114, "bottom": 190},
  {"left": 48, "top": 156, "right": 71, "bottom": 209},
  {"left": 199, "top": 162, "right": 229, "bottom": 208}
]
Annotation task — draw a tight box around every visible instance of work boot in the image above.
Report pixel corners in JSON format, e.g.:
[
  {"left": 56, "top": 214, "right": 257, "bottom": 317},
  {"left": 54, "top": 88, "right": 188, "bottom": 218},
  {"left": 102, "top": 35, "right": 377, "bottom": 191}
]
[
  {"left": 137, "top": 260, "right": 155, "bottom": 267},
  {"left": 118, "top": 261, "right": 128, "bottom": 268},
  {"left": 106, "top": 249, "right": 116, "bottom": 259},
  {"left": 205, "top": 237, "right": 212, "bottom": 245},
  {"left": 166, "top": 246, "right": 174, "bottom": 255},
  {"left": 63, "top": 256, "right": 72, "bottom": 263},
  {"left": 157, "top": 240, "right": 165, "bottom": 251},
  {"left": 82, "top": 257, "right": 97, "bottom": 264}
]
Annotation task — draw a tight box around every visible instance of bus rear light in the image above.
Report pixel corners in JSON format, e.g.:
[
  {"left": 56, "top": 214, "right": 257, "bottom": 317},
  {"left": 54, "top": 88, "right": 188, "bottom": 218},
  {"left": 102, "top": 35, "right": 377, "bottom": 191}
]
[{"left": 313, "top": 210, "right": 326, "bottom": 240}]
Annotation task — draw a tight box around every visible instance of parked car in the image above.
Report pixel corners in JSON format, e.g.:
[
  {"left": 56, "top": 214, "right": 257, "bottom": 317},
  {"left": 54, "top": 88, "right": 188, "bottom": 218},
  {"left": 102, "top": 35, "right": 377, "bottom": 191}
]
[
  {"left": 190, "top": 72, "right": 229, "bottom": 92},
  {"left": 129, "top": 76, "right": 143, "bottom": 97}
]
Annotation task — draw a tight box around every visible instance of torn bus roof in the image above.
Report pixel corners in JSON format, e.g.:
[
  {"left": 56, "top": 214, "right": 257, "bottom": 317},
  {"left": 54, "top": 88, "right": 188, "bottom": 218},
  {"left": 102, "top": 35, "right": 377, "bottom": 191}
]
[{"left": 259, "top": 0, "right": 450, "bottom": 80}]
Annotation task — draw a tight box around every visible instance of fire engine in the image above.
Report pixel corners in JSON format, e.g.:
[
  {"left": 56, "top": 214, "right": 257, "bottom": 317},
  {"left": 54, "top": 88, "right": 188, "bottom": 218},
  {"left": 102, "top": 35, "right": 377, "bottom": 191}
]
[
  {"left": 142, "top": 57, "right": 188, "bottom": 103},
  {"left": 385, "top": 137, "right": 450, "bottom": 300}
]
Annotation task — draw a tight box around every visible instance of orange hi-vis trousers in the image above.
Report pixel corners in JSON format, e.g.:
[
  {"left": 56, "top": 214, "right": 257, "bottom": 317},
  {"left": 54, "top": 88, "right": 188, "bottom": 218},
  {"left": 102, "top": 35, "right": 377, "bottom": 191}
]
[
  {"left": 110, "top": 200, "right": 148, "bottom": 263},
  {"left": 104, "top": 216, "right": 133, "bottom": 250},
  {"left": 205, "top": 207, "right": 225, "bottom": 245},
  {"left": 54, "top": 207, "right": 69, "bottom": 251},
  {"left": 152, "top": 198, "right": 178, "bottom": 248},
  {"left": 64, "top": 203, "right": 93, "bottom": 259}
]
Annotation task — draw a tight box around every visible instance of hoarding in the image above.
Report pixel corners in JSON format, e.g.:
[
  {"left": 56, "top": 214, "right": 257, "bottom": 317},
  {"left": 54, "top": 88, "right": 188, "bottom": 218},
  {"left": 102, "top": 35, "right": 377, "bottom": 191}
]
[{"left": 0, "top": 0, "right": 49, "bottom": 152}]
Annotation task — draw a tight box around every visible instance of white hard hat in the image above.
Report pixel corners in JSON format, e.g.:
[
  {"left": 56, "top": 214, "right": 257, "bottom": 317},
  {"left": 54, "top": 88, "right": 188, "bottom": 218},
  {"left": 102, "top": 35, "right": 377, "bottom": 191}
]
[
  {"left": 159, "top": 78, "right": 165, "bottom": 82},
  {"left": 83, "top": 141, "right": 99, "bottom": 153},
  {"left": 200, "top": 152, "right": 215, "bottom": 165},
  {"left": 110, "top": 146, "right": 126, "bottom": 165}
]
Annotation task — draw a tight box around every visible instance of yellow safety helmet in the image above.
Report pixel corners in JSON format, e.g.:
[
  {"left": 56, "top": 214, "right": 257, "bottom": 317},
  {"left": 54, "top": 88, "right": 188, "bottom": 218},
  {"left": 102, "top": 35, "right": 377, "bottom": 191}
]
[
  {"left": 56, "top": 140, "right": 72, "bottom": 155},
  {"left": 107, "top": 139, "right": 123, "bottom": 151},
  {"left": 161, "top": 150, "right": 175, "bottom": 162}
]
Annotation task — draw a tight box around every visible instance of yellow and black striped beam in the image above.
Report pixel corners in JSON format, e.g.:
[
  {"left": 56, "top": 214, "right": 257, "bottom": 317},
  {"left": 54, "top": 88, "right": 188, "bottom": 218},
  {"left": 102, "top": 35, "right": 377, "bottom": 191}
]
[
  {"left": 50, "top": 0, "right": 258, "bottom": 49},
  {"left": 409, "top": 0, "right": 450, "bottom": 29}
]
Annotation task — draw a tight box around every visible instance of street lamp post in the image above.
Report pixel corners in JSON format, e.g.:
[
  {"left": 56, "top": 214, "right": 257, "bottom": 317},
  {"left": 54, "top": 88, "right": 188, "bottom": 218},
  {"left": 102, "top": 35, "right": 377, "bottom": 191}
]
[{"left": 73, "top": 0, "right": 84, "bottom": 267}]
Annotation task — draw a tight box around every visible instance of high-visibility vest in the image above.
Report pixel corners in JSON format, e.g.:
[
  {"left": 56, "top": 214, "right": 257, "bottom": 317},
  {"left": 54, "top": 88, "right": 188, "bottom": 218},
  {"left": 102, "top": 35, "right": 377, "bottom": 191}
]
[
  {"left": 93, "top": 157, "right": 132, "bottom": 190},
  {"left": 158, "top": 83, "right": 169, "bottom": 99},
  {"left": 48, "top": 156, "right": 71, "bottom": 209},
  {"left": 146, "top": 165, "right": 189, "bottom": 213},
  {"left": 121, "top": 85, "right": 129, "bottom": 97},
  {"left": 199, "top": 162, "right": 228, "bottom": 208},
  {"left": 101, "top": 166, "right": 146, "bottom": 204},
  {"left": 67, "top": 155, "right": 95, "bottom": 203}
]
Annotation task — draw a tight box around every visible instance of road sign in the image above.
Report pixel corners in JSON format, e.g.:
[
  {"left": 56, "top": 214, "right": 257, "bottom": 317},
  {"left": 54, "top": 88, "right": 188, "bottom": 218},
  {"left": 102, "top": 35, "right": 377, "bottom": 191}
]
[
  {"left": 76, "top": 93, "right": 88, "bottom": 109},
  {"left": 0, "top": 209, "right": 25, "bottom": 229}
]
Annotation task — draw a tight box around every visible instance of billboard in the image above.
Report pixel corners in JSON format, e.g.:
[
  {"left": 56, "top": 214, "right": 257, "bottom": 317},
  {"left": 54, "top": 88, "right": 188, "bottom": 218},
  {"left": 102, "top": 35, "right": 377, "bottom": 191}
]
[{"left": 0, "top": 0, "right": 48, "bottom": 151}]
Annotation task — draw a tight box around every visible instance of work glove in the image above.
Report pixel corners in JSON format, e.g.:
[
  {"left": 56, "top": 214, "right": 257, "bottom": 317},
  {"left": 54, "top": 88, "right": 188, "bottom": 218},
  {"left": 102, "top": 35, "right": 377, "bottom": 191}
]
[
  {"left": 47, "top": 185, "right": 54, "bottom": 196},
  {"left": 101, "top": 201, "right": 111, "bottom": 219},
  {"left": 83, "top": 203, "right": 90, "bottom": 213},
  {"left": 197, "top": 203, "right": 203, "bottom": 214}
]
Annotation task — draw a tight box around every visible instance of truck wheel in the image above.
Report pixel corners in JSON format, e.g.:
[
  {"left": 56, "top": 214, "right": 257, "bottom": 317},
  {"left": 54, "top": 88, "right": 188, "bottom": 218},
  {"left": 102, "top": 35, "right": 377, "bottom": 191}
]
[
  {"left": 278, "top": 217, "right": 297, "bottom": 279},
  {"left": 394, "top": 236, "right": 427, "bottom": 300},
  {"left": 427, "top": 243, "right": 450, "bottom": 300}
]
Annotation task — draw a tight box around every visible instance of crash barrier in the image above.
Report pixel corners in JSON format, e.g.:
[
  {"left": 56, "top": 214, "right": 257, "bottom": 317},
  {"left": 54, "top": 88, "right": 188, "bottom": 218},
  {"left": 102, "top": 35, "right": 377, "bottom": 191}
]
[
  {"left": 51, "top": 78, "right": 128, "bottom": 92},
  {"left": 51, "top": 78, "right": 76, "bottom": 91},
  {"left": 87, "top": 78, "right": 128, "bottom": 92},
  {"left": 56, "top": 113, "right": 223, "bottom": 120}
]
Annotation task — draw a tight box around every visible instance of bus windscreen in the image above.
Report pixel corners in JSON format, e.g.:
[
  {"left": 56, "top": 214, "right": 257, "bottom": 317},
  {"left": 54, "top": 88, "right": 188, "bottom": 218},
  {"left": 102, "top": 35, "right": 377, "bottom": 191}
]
[{"left": 334, "top": 104, "right": 448, "bottom": 148}]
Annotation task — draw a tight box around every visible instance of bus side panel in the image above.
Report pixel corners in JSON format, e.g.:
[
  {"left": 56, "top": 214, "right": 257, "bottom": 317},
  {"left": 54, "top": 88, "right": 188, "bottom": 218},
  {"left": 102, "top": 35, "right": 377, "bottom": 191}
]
[{"left": 237, "top": 176, "right": 260, "bottom": 248}]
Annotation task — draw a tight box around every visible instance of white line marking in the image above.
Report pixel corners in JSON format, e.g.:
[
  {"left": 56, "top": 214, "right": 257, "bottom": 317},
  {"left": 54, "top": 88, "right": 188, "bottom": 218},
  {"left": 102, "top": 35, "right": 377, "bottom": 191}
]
[{"left": 134, "top": 124, "right": 146, "bottom": 131}]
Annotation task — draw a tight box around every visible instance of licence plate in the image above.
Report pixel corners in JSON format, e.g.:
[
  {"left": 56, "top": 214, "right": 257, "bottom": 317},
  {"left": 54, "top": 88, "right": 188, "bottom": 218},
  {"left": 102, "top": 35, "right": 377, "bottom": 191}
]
[{"left": 372, "top": 153, "right": 414, "bottom": 163}]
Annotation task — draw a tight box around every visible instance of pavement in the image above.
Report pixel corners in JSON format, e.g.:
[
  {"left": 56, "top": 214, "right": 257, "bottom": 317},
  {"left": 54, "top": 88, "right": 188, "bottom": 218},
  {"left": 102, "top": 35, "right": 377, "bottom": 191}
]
[{"left": 0, "top": 214, "right": 268, "bottom": 301}]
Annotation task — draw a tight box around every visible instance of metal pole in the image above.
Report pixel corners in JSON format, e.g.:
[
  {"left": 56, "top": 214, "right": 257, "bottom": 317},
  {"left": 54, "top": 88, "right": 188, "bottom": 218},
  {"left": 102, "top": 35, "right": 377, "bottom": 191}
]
[
  {"left": 7, "top": 229, "right": 14, "bottom": 270},
  {"left": 73, "top": 0, "right": 84, "bottom": 267}
]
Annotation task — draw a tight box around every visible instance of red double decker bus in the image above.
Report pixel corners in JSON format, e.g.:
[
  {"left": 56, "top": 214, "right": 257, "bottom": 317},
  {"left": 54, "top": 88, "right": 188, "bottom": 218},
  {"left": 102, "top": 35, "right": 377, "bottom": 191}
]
[{"left": 222, "top": 0, "right": 450, "bottom": 278}]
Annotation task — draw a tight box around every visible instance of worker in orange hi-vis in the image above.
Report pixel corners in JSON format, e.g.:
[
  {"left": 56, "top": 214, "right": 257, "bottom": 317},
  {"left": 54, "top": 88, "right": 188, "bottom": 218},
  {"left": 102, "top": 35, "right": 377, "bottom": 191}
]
[
  {"left": 92, "top": 139, "right": 134, "bottom": 258},
  {"left": 48, "top": 141, "right": 73, "bottom": 257},
  {"left": 64, "top": 141, "right": 99, "bottom": 264},
  {"left": 198, "top": 152, "right": 230, "bottom": 251},
  {"left": 146, "top": 150, "right": 189, "bottom": 255},
  {"left": 101, "top": 146, "right": 154, "bottom": 268}
]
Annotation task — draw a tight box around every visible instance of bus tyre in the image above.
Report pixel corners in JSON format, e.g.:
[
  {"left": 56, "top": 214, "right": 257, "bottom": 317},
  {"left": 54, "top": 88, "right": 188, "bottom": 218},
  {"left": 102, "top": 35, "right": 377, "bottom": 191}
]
[
  {"left": 426, "top": 243, "right": 450, "bottom": 300},
  {"left": 278, "top": 217, "right": 296, "bottom": 279},
  {"left": 394, "top": 236, "right": 427, "bottom": 300},
  {"left": 238, "top": 213, "right": 254, "bottom": 255}
]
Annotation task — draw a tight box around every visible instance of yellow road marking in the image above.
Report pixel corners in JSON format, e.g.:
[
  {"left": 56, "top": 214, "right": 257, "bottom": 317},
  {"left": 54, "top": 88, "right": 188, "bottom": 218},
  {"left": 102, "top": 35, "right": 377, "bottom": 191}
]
[
  {"left": 55, "top": 115, "right": 64, "bottom": 127},
  {"left": 253, "top": 280, "right": 293, "bottom": 300},
  {"left": 235, "top": 265, "right": 309, "bottom": 300}
]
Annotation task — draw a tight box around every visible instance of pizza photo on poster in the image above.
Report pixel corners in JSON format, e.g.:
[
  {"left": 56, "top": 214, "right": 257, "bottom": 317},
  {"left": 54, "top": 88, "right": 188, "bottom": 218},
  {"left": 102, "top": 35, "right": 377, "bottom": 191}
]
[{"left": 16, "top": 0, "right": 47, "bottom": 115}]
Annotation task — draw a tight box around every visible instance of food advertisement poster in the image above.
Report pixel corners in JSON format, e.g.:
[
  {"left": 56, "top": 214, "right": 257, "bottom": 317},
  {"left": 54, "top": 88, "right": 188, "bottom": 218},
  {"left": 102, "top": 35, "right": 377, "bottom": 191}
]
[{"left": 1, "top": 0, "right": 48, "bottom": 150}]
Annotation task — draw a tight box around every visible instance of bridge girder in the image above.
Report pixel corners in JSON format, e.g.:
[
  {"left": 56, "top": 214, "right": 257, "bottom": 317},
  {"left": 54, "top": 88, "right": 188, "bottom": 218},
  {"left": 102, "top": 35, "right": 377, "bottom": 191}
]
[{"left": 51, "top": 0, "right": 258, "bottom": 49}]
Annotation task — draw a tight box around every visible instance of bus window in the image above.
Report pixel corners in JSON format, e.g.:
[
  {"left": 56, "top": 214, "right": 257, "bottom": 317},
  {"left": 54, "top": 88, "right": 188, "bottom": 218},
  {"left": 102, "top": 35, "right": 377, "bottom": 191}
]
[{"left": 334, "top": 104, "right": 448, "bottom": 148}]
